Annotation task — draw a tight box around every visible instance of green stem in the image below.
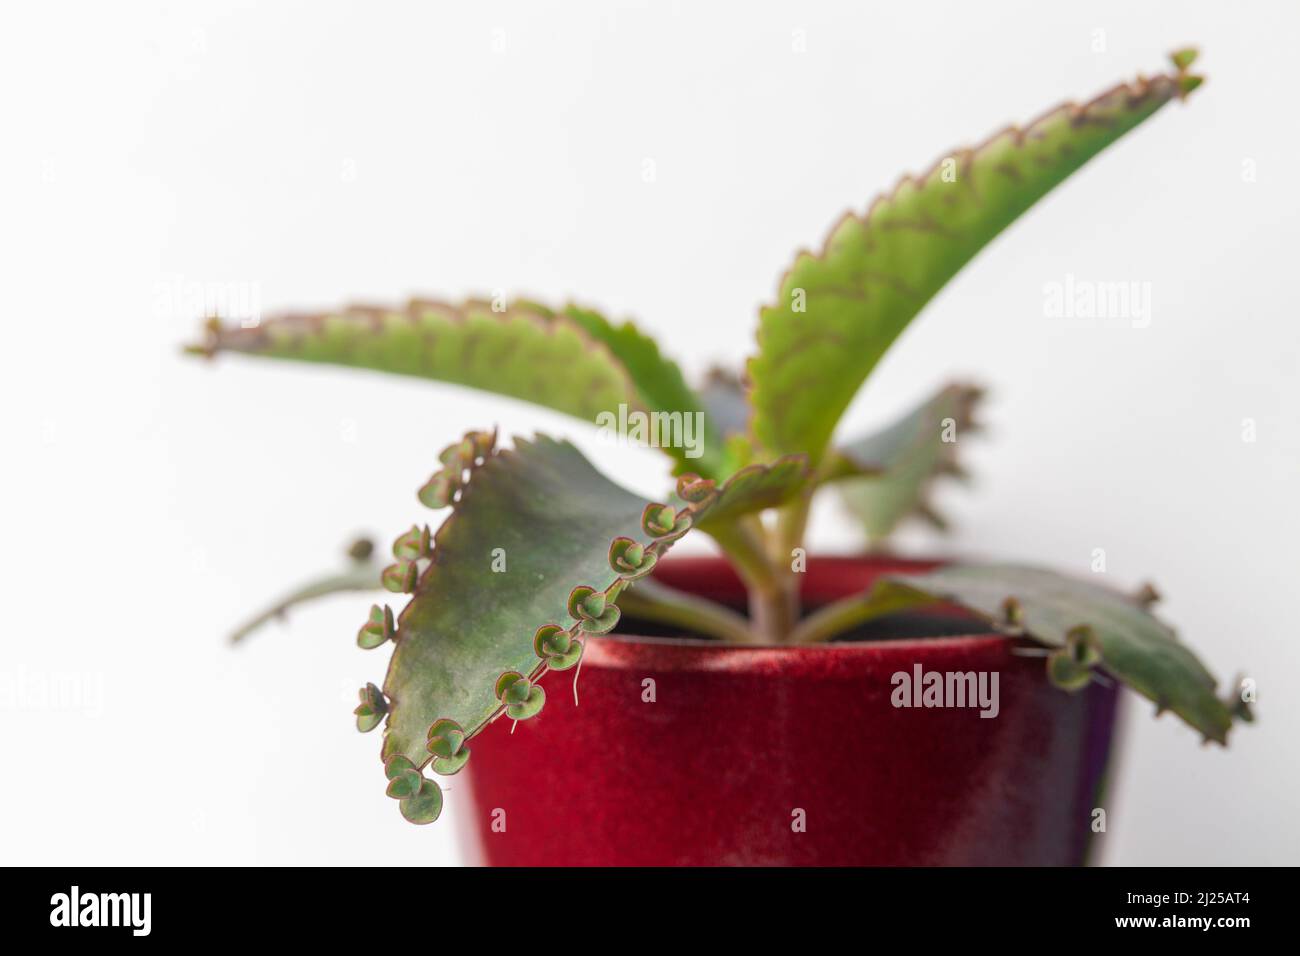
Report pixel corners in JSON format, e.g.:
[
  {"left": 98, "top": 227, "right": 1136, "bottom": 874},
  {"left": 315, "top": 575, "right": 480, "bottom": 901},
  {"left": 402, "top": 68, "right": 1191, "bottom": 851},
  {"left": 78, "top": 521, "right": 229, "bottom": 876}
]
[
  {"left": 774, "top": 495, "right": 811, "bottom": 565},
  {"left": 787, "top": 587, "right": 934, "bottom": 645},
  {"left": 615, "top": 579, "right": 756, "bottom": 644},
  {"left": 229, "top": 559, "right": 384, "bottom": 644},
  {"left": 704, "top": 519, "right": 791, "bottom": 644},
  {"left": 762, "top": 494, "right": 814, "bottom": 643}
]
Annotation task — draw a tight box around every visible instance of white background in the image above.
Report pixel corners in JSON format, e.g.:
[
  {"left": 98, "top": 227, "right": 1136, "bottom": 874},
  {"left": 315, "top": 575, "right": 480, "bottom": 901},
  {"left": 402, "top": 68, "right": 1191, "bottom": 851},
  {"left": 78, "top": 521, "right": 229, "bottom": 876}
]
[{"left": 1, "top": 1, "right": 1295, "bottom": 865}]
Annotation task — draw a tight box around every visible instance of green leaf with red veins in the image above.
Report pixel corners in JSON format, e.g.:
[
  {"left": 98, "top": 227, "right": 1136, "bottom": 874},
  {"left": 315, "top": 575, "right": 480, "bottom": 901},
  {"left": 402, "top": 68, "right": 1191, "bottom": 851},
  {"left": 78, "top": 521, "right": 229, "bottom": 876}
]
[
  {"left": 748, "top": 56, "right": 1203, "bottom": 468},
  {"left": 189, "top": 297, "right": 729, "bottom": 478},
  {"left": 691, "top": 456, "right": 812, "bottom": 531},
  {"left": 189, "top": 300, "right": 635, "bottom": 424},
  {"left": 560, "top": 304, "right": 729, "bottom": 478}
]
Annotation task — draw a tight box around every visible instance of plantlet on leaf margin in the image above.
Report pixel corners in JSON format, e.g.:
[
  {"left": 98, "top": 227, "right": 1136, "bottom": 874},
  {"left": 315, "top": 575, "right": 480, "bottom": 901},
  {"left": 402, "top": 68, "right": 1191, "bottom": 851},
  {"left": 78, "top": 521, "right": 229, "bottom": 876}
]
[
  {"left": 642, "top": 503, "right": 691, "bottom": 541},
  {"left": 193, "top": 49, "right": 1249, "bottom": 830},
  {"left": 384, "top": 755, "right": 423, "bottom": 798},
  {"left": 568, "top": 585, "right": 622, "bottom": 634},
  {"left": 496, "top": 671, "right": 546, "bottom": 720},
  {"left": 392, "top": 524, "right": 432, "bottom": 561},
  {"left": 384, "top": 756, "right": 442, "bottom": 825},
  {"left": 354, "top": 683, "right": 387, "bottom": 733},
  {"left": 426, "top": 719, "right": 471, "bottom": 775},
  {"left": 533, "top": 624, "right": 584, "bottom": 670},
  {"left": 356, "top": 604, "right": 395, "bottom": 650},
  {"left": 608, "top": 537, "right": 657, "bottom": 580},
  {"left": 1046, "top": 626, "right": 1103, "bottom": 691},
  {"left": 381, "top": 559, "right": 418, "bottom": 594},
  {"left": 675, "top": 473, "right": 718, "bottom": 504},
  {"left": 417, "top": 428, "right": 498, "bottom": 510}
]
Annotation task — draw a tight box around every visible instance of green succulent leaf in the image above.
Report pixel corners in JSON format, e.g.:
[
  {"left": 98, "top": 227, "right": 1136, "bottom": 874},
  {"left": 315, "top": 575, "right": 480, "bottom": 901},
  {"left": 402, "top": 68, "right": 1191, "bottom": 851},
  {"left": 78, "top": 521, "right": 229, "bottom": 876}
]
[
  {"left": 608, "top": 536, "right": 659, "bottom": 580},
  {"left": 190, "top": 300, "right": 635, "bottom": 423},
  {"left": 494, "top": 671, "right": 546, "bottom": 720},
  {"left": 620, "top": 552, "right": 658, "bottom": 581},
  {"left": 532, "top": 624, "right": 585, "bottom": 670},
  {"left": 392, "top": 525, "right": 432, "bottom": 561},
  {"left": 560, "top": 304, "right": 728, "bottom": 478},
  {"left": 610, "top": 538, "right": 644, "bottom": 568},
  {"left": 567, "top": 586, "right": 607, "bottom": 621},
  {"left": 190, "top": 298, "right": 728, "bottom": 477},
  {"left": 505, "top": 683, "right": 546, "bottom": 721},
  {"left": 399, "top": 778, "right": 444, "bottom": 825},
  {"left": 1046, "top": 650, "right": 1094, "bottom": 690},
  {"left": 578, "top": 605, "right": 621, "bottom": 635},
  {"left": 692, "top": 455, "right": 811, "bottom": 531},
  {"left": 417, "top": 471, "right": 460, "bottom": 510},
  {"left": 425, "top": 719, "right": 466, "bottom": 758},
  {"left": 440, "top": 432, "right": 492, "bottom": 471},
  {"left": 503, "top": 676, "right": 533, "bottom": 705},
  {"left": 357, "top": 603, "right": 396, "bottom": 650},
  {"left": 380, "top": 435, "right": 698, "bottom": 768},
  {"left": 381, "top": 560, "right": 418, "bottom": 594},
  {"left": 546, "top": 639, "right": 585, "bottom": 671},
  {"left": 354, "top": 683, "right": 388, "bottom": 734},
  {"left": 383, "top": 755, "right": 414, "bottom": 776},
  {"left": 430, "top": 750, "right": 471, "bottom": 775},
  {"left": 640, "top": 504, "right": 679, "bottom": 537},
  {"left": 748, "top": 57, "right": 1202, "bottom": 467},
  {"left": 867, "top": 563, "right": 1238, "bottom": 744},
  {"left": 674, "top": 473, "right": 718, "bottom": 504},
  {"left": 531, "top": 624, "right": 571, "bottom": 658},
  {"left": 1045, "top": 627, "right": 1104, "bottom": 691},
  {"left": 831, "top": 383, "right": 983, "bottom": 541},
  {"left": 494, "top": 671, "right": 526, "bottom": 701},
  {"left": 385, "top": 768, "right": 423, "bottom": 799}
]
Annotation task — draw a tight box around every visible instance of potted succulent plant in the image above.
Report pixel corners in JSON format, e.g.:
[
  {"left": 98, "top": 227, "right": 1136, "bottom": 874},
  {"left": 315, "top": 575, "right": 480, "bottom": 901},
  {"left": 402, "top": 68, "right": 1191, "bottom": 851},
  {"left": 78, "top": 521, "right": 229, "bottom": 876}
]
[{"left": 191, "top": 49, "right": 1250, "bottom": 866}]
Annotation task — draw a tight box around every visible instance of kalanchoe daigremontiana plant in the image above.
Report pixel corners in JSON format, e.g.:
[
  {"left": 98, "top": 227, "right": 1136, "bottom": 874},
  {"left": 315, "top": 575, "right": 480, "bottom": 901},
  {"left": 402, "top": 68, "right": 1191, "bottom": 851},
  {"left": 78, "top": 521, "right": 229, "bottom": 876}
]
[{"left": 191, "top": 50, "right": 1250, "bottom": 825}]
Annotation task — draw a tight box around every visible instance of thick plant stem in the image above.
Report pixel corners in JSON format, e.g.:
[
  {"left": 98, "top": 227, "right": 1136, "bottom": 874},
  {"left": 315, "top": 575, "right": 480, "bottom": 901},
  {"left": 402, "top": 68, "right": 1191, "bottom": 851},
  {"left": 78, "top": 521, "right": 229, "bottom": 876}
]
[
  {"left": 707, "top": 518, "right": 791, "bottom": 644},
  {"left": 774, "top": 495, "right": 812, "bottom": 566},
  {"left": 758, "top": 495, "right": 812, "bottom": 643},
  {"left": 749, "top": 578, "right": 798, "bottom": 644}
]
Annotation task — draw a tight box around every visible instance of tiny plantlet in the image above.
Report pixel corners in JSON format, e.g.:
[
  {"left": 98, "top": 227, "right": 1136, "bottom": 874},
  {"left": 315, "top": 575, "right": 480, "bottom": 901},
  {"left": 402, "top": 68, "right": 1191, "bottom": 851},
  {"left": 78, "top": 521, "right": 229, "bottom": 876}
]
[{"left": 191, "top": 50, "right": 1249, "bottom": 826}]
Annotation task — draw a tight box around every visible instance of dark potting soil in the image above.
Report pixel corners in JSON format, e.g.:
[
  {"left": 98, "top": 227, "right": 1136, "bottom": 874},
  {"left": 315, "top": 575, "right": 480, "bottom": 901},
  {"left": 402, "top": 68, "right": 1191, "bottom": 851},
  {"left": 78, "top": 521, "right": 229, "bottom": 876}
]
[{"left": 612, "top": 607, "right": 986, "bottom": 644}]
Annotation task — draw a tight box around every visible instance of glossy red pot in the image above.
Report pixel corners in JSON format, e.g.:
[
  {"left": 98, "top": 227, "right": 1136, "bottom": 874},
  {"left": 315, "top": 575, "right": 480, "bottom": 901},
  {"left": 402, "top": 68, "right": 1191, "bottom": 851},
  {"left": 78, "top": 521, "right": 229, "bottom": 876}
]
[{"left": 458, "top": 555, "right": 1119, "bottom": 866}]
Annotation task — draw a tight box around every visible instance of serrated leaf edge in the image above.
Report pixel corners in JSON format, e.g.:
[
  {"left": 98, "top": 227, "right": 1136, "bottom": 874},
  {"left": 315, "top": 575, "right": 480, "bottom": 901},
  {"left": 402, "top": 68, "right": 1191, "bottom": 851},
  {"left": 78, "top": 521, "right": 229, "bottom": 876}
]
[{"left": 745, "top": 60, "right": 1198, "bottom": 460}]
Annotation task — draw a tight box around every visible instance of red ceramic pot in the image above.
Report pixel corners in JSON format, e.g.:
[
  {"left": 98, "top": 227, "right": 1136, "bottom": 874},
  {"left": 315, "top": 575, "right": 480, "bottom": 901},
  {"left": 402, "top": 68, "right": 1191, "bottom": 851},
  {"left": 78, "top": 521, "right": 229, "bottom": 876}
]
[{"left": 458, "top": 555, "right": 1120, "bottom": 866}]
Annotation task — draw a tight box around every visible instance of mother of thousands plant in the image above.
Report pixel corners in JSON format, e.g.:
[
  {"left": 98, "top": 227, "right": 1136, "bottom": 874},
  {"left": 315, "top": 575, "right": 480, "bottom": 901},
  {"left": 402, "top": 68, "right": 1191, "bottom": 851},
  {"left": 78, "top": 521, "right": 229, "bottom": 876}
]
[{"left": 192, "top": 49, "right": 1249, "bottom": 825}]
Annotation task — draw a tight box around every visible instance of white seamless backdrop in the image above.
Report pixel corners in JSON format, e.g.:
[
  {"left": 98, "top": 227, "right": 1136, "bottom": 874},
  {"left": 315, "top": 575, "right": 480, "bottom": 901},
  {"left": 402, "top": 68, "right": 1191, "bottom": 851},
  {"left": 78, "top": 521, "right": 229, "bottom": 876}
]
[{"left": 1, "top": 0, "right": 1295, "bottom": 865}]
